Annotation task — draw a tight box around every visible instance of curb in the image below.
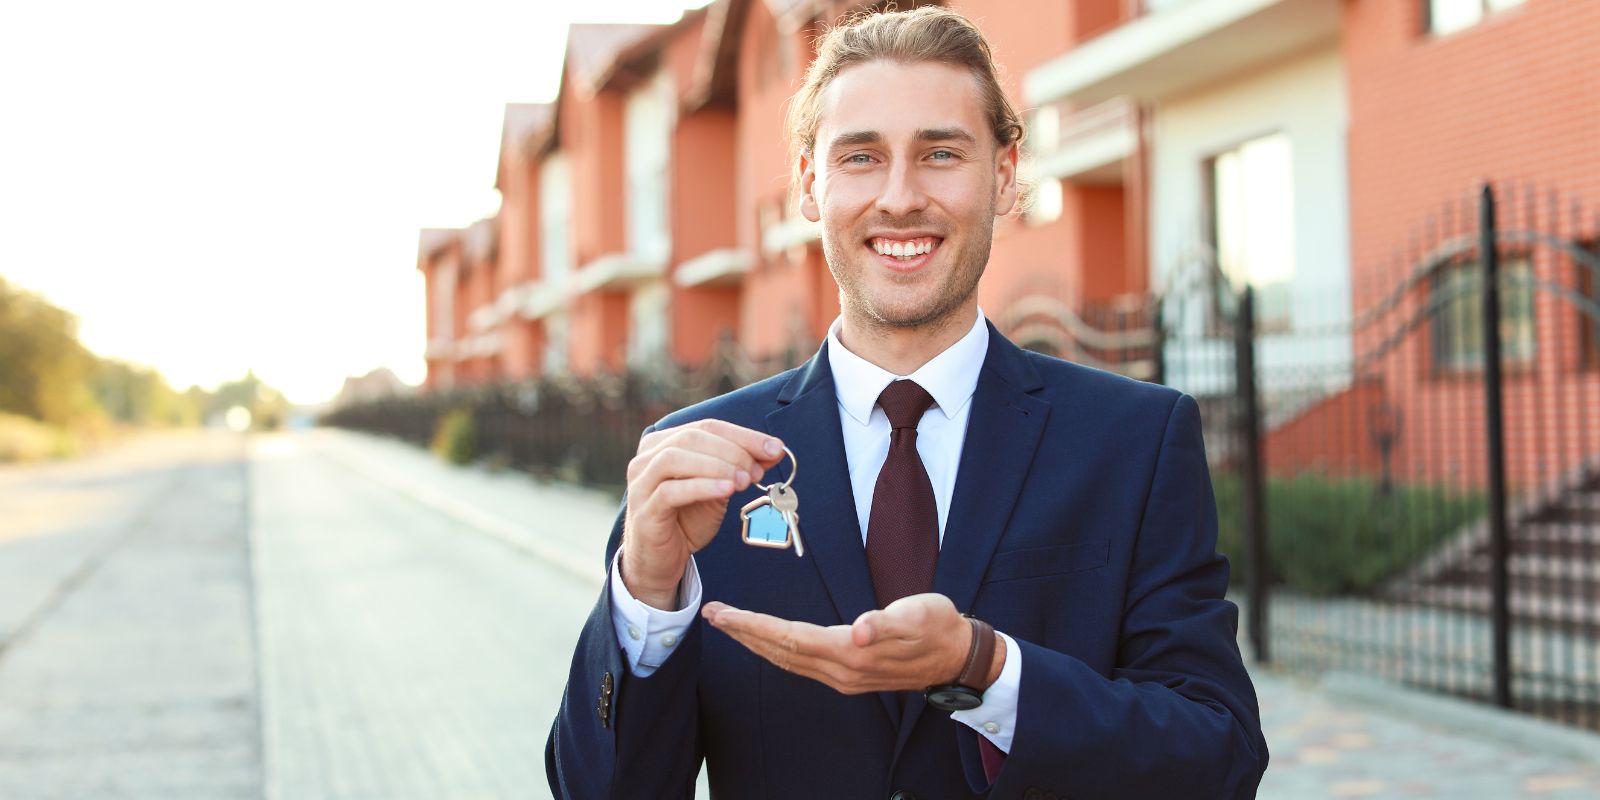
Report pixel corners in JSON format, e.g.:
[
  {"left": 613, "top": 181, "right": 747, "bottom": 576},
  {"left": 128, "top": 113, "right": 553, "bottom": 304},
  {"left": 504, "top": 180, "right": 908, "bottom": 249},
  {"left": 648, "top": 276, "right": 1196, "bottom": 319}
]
[{"left": 1322, "top": 670, "right": 1600, "bottom": 765}]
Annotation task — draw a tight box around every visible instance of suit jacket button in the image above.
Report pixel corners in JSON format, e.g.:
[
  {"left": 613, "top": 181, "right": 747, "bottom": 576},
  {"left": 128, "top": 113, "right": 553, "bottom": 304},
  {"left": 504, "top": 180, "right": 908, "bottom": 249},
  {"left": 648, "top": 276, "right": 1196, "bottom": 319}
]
[
  {"left": 888, "top": 791, "right": 916, "bottom": 800},
  {"left": 596, "top": 671, "right": 614, "bottom": 728}
]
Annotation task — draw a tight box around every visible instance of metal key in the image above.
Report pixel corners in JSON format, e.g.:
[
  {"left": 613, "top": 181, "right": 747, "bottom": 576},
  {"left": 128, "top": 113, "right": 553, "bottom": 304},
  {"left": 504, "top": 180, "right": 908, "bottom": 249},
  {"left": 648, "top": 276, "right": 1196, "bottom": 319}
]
[{"left": 769, "top": 484, "right": 803, "bottom": 557}]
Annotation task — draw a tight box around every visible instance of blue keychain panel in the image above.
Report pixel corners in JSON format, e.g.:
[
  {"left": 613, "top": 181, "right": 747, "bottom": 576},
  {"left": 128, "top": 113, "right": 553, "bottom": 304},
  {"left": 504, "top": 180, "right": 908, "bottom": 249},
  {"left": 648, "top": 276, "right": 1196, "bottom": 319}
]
[{"left": 745, "top": 503, "right": 790, "bottom": 545}]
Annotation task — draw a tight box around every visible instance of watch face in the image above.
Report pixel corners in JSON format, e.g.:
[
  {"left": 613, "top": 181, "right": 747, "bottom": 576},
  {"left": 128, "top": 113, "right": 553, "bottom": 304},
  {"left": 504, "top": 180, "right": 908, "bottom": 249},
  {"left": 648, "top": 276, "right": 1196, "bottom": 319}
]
[{"left": 925, "top": 686, "right": 983, "bottom": 711}]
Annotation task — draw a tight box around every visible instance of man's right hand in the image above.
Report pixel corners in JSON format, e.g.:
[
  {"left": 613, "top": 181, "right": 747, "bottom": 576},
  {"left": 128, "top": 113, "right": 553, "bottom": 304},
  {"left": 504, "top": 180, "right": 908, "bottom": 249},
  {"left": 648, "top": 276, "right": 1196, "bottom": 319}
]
[{"left": 621, "top": 420, "right": 785, "bottom": 610}]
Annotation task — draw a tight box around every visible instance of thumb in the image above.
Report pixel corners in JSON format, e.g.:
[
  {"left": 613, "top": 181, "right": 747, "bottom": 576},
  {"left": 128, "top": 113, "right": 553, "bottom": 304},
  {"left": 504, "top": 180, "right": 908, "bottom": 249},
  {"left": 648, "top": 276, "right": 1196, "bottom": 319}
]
[{"left": 850, "top": 610, "right": 885, "bottom": 647}]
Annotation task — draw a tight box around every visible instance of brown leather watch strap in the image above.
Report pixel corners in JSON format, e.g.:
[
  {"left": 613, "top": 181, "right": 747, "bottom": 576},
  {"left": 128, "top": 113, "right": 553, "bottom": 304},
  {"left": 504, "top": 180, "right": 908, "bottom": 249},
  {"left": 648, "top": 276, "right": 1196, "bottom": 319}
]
[{"left": 956, "top": 615, "right": 996, "bottom": 688}]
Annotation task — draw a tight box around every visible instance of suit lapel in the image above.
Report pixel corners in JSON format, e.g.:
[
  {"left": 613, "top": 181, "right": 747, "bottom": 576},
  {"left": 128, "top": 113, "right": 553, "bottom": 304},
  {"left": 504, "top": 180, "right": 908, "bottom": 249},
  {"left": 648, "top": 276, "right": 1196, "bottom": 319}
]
[
  {"left": 764, "top": 342, "right": 899, "bottom": 725},
  {"left": 893, "top": 324, "right": 1051, "bottom": 759},
  {"left": 932, "top": 326, "right": 1050, "bottom": 612}
]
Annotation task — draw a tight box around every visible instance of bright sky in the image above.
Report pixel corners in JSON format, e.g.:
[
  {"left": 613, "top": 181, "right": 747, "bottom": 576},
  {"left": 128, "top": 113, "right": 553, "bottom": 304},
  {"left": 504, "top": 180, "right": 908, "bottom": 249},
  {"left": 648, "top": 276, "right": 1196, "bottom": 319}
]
[{"left": 0, "top": 0, "right": 713, "bottom": 405}]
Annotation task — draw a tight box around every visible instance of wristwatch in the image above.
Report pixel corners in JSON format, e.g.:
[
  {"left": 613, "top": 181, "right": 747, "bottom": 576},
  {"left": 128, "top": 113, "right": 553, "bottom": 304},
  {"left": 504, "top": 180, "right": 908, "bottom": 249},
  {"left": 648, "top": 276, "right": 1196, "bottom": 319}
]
[{"left": 924, "top": 614, "right": 996, "bottom": 712}]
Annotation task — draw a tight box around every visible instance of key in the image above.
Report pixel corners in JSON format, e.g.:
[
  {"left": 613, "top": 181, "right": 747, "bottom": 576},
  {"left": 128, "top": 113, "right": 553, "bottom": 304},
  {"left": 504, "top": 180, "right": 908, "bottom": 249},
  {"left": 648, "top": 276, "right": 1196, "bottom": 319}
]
[
  {"left": 783, "top": 508, "right": 804, "bottom": 558},
  {"left": 769, "top": 484, "right": 803, "bottom": 557}
]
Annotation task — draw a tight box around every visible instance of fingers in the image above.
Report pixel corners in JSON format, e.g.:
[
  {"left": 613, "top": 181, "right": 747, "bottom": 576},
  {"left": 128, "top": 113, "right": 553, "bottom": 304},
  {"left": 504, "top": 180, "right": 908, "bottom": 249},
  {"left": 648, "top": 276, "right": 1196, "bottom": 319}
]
[
  {"left": 704, "top": 604, "right": 865, "bottom": 688},
  {"left": 704, "top": 605, "right": 848, "bottom": 661},
  {"left": 850, "top": 593, "right": 949, "bottom": 646},
  {"left": 705, "top": 602, "right": 957, "bottom": 694},
  {"left": 628, "top": 448, "right": 742, "bottom": 522},
  {"left": 648, "top": 477, "right": 739, "bottom": 509},
  {"left": 634, "top": 420, "right": 785, "bottom": 483}
]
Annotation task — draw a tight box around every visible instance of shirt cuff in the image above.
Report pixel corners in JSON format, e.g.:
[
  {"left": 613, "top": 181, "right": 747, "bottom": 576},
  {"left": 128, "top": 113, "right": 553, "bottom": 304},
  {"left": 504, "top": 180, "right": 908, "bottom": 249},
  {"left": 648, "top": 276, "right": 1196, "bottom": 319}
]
[
  {"left": 950, "top": 631, "right": 1020, "bottom": 753},
  {"left": 608, "top": 550, "right": 702, "bottom": 677}
]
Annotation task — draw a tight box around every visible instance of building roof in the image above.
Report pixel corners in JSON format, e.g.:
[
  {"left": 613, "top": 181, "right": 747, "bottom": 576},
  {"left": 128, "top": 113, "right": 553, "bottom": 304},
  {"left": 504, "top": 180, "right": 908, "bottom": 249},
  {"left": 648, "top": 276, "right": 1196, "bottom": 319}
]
[
  {"left": 417, "top": 228, "right": 459, "bottom": 269},
  {"left": 764, "top": 0, "right": 817, "bottom": 25},
  {"left": 502, "top": 103, "right": 553, "bottom": 152},
  {"left": 566, "top": 23, "right": 663, "bottom": 95},
  {"left": 686, "top": 0, "right": 750, "bottom": 111},
  {"left": 496, "top": 103, "right": 554, "bottom": 189}
]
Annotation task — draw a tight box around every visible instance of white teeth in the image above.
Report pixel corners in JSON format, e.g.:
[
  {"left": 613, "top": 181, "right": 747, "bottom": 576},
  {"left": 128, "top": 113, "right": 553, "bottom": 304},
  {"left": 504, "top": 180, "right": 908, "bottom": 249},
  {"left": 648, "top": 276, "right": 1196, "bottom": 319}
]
[{"left": 871, "top": 238, "right": 937, "bottom": 258}]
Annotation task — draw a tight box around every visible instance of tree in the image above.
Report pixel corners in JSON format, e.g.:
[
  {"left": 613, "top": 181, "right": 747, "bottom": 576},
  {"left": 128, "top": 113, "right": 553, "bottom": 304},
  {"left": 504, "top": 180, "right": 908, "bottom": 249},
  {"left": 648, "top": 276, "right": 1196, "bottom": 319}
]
[{"left": 0, "top": 276, "right": 96, "bottom": 425}]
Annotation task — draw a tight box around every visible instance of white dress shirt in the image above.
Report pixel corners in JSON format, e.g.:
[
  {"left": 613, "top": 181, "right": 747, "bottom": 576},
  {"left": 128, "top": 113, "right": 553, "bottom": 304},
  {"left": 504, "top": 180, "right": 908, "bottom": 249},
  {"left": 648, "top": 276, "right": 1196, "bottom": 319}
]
[{"left": 609, "top": 308, "right": 1022, "bottom": 753}]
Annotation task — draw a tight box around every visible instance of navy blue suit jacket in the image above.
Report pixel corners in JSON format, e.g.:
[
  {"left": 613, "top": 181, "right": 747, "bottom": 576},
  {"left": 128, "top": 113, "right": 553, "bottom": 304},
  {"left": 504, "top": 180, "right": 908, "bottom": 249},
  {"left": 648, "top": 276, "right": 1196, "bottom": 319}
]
[{"left": 547, "top": 324, "right": 1267, "bottom": 798}]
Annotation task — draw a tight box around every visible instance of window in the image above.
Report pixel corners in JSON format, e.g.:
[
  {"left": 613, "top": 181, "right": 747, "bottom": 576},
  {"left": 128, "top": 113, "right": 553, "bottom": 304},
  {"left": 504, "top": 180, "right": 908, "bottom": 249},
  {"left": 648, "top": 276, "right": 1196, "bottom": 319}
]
[
  {"left": 1427, "top": 0, "right": 1526, "bottom": 35},
  {"left": 627, "top": 282, "right": 670, "bottom": 369},
  {"left": 432, "top": 263, "right": 456, "bottom": 344},
  {"left": 1210, "top": 132, "right": 1295, "bottom": 332},
  {"left": 1021, "top": 107, "right": 1063, "bottom": 226},
  {"left": 1581, "top": 243, "right": 1600, "bottom": 370},
  {"left": 625, "top": 71, "right": 673, "bottom": 264},
  {"left": 1431, "top": 256, "right": 1535, "bottom": 372},
  {"left": 543, "top": 312, "right": 569, "bottom": 376},
  {"left": 540, "top": 154, "right": 573, "bottom": 283}
]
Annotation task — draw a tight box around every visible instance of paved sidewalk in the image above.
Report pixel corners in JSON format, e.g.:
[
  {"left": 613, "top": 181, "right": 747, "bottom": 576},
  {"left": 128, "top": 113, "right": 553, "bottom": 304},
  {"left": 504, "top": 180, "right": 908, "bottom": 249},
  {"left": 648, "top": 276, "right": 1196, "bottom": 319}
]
[
  {"left": 1256, "top": 670, "right": 1600, "bottom": 798},
  {"left": 252, "top": 430, "right": 615, "bottom": 800}
]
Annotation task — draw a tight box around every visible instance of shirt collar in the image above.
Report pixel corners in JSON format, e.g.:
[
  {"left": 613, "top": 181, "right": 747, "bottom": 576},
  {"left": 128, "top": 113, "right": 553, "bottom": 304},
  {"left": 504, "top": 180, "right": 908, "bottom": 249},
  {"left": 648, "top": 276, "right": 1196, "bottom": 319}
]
[{"left": 826, "top": 308, "right": 990, "bottom": 427}]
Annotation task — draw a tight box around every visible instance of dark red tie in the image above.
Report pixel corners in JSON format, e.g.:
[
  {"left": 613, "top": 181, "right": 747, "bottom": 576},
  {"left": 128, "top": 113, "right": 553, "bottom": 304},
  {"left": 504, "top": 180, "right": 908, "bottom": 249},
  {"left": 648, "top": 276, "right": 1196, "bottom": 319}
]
[
  {"left": 865, "top": 381, "right": 1007, "bottom": 781},
  {"left": 865, "top": 379, "right": 939, "bottom": 608}
]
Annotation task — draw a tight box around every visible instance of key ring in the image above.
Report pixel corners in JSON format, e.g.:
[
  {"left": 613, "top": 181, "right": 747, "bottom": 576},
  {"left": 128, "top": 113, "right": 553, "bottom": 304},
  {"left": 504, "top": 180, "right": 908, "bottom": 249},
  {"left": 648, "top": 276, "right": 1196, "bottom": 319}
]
[{"left": 753, "top": 445, "right": 797, "bottom": 492}]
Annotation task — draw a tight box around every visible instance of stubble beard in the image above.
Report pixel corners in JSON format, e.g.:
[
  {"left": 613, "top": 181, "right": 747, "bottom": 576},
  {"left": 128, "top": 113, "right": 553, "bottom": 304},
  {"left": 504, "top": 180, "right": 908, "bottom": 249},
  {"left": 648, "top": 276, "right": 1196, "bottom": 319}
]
[{"left": 823, "top": 204, "right": 995, "bottom": 340}]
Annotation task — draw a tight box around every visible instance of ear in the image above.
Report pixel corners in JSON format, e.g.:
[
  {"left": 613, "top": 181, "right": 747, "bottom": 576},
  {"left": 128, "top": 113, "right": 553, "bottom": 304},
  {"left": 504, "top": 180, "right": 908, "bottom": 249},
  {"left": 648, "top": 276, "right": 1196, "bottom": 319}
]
[
  {"left": 798, "top": 149, "right": 821, "bottom": 223},
  {"left": 993, "top": 141, "right": 1019, "bottom": 217}
]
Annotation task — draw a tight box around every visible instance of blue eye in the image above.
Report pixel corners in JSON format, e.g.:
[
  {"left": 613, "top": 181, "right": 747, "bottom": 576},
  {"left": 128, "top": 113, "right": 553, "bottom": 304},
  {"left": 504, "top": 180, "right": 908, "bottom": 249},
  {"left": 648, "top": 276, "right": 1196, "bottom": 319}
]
[
  {"left": 847, "top": 153, "right": 874, "bottom": 164},
  {"left": 930, "top": 150, "right": 955, "bottom": 161}
]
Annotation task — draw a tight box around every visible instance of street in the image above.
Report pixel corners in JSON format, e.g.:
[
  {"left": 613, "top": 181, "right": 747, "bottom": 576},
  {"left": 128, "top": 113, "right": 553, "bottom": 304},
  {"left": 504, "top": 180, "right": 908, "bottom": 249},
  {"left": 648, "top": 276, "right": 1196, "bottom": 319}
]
[{"left": 2, "top": 428, "right": 1599, "bottom": 798}]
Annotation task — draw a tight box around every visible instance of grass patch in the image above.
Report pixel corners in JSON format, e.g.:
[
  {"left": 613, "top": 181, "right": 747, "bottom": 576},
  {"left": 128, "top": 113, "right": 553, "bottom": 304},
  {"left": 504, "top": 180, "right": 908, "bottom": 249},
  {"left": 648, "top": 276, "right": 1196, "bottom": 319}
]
[{"left": 1213, "top": 472, "right": 1486, "bottom": 596}]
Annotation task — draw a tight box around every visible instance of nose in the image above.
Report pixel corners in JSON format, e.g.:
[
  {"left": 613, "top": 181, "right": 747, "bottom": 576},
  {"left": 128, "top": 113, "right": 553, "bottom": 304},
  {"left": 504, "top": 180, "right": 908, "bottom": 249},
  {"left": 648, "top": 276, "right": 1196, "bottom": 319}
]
[{"left": 873, "top": 158, "right": 929, "bottom": 218}]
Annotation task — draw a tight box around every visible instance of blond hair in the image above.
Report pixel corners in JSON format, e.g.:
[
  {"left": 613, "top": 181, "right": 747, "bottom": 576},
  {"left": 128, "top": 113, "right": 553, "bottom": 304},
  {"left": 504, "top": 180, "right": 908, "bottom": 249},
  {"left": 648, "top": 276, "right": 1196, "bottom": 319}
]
[{"left": 785, "top": 6, "right": 1024, "bottom": 161}]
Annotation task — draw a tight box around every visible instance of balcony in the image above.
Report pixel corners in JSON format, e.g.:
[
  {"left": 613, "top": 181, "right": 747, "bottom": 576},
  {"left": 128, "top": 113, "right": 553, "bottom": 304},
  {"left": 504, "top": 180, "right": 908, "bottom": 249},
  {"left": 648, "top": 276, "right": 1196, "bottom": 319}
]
[
  {"left": 1032, "top": 98, "right": 1137, "bottom": 184},
  {"left": 573, "top": 251, "right": 668, "bottom": 293},
  {"left": 424, "top": 338, "right": 454, "bottom": 360},
  {"left": 1024, "top": 0, "right": 1339, "bottom": 106},
  {"left": 518, "top": 279, "right": 569, "bottom": 320},
  {"left": 761, "top": 217, "right": 821, "bottom": 257},
  {"left": 675, "top": 248, "right": 754, "bottom": 288}
]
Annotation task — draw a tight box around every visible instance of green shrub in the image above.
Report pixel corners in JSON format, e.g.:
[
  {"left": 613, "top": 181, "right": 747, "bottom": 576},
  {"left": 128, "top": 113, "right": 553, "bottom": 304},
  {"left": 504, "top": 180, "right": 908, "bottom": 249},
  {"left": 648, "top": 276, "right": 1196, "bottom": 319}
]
[
  {"left": 430, "top": 408, "right": 477, "bottom": 466},
  {"left": 1213, "top": 472, "right": 1485, "bottom": 596}
]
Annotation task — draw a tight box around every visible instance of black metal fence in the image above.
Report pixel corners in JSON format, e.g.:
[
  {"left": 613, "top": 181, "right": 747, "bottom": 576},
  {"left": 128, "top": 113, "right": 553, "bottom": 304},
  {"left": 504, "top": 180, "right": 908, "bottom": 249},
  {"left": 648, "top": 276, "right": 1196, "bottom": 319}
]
[
  {"left": 1159, "top": 182, "right": 1600, "bottom": 731},
  {"left": 321, "top": 336, "right": 791, "bottom": 491},
  {"left": 328, "top": 181, "right": 1600, "bottom": 730}
]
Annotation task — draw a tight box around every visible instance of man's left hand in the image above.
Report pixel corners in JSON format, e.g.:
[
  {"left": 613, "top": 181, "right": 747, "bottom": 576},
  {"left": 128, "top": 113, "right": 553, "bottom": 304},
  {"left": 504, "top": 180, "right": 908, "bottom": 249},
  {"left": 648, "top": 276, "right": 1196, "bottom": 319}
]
[{"left": 702, "top": 593, "right": 1002, "bottom": 695}]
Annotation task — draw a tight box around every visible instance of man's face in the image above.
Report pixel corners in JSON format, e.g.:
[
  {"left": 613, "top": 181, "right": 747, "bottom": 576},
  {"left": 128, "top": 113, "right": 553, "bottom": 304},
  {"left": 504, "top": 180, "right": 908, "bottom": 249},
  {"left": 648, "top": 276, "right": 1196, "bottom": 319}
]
[{"left": 799, "top": 59, "right": 1018, "bottom": 331}]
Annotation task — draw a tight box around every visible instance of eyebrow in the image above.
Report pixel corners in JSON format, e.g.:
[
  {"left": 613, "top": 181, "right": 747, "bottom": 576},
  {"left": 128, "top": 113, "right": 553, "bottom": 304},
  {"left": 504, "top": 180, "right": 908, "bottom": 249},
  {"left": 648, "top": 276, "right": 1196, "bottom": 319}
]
[{"left": 824, "top": 127, "right": 979, "bottom": 157}]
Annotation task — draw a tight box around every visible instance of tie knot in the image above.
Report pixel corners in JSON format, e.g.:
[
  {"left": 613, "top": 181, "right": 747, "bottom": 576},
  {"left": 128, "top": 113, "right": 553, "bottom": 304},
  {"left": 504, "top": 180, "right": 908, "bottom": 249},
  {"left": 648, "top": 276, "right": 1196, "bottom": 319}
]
[{"left": 877, "top": 379, "right": 935, "bottom": 430}]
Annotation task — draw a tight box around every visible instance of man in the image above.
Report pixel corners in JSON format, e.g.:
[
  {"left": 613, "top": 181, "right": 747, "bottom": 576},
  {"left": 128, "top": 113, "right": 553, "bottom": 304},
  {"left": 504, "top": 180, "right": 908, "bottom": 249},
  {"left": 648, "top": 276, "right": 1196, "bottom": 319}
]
[{"left": 547, "top": 7, "right": 1267, "bottom": 798}]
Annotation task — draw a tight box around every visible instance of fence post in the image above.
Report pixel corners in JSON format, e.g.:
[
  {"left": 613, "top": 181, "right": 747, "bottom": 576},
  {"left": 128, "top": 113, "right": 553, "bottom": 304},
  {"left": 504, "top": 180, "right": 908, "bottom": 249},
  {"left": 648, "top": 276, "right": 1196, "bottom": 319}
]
[
  {"left": 1235, "top": 285, "right": 1268, "bottom": 663},
  {"left": 1480, "top": 182, "right": 1513, "bottom": 710}
]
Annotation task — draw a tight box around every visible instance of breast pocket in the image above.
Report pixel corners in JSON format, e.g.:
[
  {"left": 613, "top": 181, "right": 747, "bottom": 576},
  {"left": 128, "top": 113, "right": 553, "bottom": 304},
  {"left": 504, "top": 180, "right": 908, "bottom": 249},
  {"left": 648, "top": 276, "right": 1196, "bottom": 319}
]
[{"left": 983, "top": 539, "right": 1110, "bottom": 583}]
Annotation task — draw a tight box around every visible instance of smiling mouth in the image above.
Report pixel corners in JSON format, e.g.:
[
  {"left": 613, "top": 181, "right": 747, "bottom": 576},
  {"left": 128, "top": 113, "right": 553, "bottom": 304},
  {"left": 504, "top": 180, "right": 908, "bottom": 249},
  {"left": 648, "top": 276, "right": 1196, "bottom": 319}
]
[{"left": 865, "top": 235, "right": 943, "bottom": 271}]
